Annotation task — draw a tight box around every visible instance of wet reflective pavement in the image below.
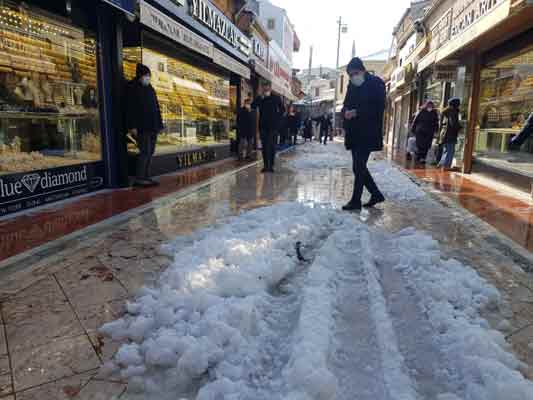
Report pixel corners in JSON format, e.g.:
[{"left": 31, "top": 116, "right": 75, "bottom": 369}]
[
  {"left": 0, "top": 147, "right": 531, "bottom": 399},
  {"left": 0, "top": 159, "right": 250, "bottom": 264}
]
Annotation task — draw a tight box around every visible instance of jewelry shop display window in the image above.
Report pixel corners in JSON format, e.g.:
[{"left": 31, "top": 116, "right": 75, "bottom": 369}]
[
  {"left": 124, "top": 33, "right": 234, "bottom": 155},
  {"left": 0, "top": 1, "right": 101, "bottom": 176},
  {"left": 476, "top": 44, "right": 533, "bottom": 177}
]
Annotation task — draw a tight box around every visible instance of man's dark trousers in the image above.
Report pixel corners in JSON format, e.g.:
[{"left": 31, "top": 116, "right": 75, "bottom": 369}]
[
  {"left": 136, "top": 130, "right": 158, "bottom": 180},
  {"left": 261, "top": 131, "right": 277, "bottom": 170},
  {"left": 350, "top": 148, "right": 383, "bottom": 205}
]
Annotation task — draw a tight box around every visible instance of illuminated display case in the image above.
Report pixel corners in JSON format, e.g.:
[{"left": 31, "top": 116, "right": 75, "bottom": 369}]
[
  {"left": 124, "top": 33, "right": 236, "bottom": 156},
  {"left": 475, "top": 45, "right": 533, "bottom": 176},
  {"left": 0, "top": 0, "right": 101, "bottom": 175}
]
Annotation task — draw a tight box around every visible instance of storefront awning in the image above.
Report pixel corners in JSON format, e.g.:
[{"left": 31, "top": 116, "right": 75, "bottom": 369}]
[
  {"left": 417, "top": 51, "right": 437, "bottom": 73},
  {"left": 435, "top": 0, "right": 511, "bottom": 63},
  {"left": 101, "top": 0, "right": 135, "bottom": 16}
]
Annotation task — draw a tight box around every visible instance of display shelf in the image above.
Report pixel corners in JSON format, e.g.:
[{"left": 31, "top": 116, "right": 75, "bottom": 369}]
[{"left": 0, "top": 111, "right": 95, "bottom": 119}]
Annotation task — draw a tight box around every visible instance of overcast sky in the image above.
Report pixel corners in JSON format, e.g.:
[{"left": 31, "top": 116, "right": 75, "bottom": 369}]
[{"left": 269, "top": 0, "right": 411, "bottom": 70}]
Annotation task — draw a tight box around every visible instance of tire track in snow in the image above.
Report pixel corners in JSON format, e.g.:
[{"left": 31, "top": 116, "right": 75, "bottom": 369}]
[
  {"left": 359, "top": 229, "right": 419, "bottom": 400},
  {"left": 329, "top": 234, "right": 389, "bottom": 400},
  {"left": 376, "top": 236, "right": 453, "bottom": 399}
]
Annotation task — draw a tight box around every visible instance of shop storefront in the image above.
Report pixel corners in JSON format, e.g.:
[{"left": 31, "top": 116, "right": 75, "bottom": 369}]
[
  {"left": 0, "top": 0, "right": 131, "bottom": 216},
  {"left": 423, "top": 0, "right": 533, "bottom": 192},
  {"left": 474, "top": 31, "right": 533, "bottom": 187},
  {"left": 124, "top": 0, "right": 251, "bottom": 175}
]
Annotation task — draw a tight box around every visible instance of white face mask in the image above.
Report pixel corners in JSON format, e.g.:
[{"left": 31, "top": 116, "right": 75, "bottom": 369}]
[
  {"left": 264, "top": 90, "right": 271, "bottom": 97},
  {"left": 141, "top": 76, "right": 151, "bottom": 86},
  {"left": 427, "top": 107, "right": 434, "bottom": 112},
  {"left": 350, "top": 74, "right": 365, "bottom": 87}
]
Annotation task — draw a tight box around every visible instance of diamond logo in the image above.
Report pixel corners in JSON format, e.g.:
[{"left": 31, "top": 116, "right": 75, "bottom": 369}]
[{"left": 21, "top": 173, "right": 41, "bottom": 193}]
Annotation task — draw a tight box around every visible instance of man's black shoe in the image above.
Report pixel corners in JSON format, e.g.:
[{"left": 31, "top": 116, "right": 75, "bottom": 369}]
[
  {"left": 342, "top": 202, "right": 362, "bottom": 212},
  {"left": 363, "top": 195, "right": 385, "bottom": 208}
]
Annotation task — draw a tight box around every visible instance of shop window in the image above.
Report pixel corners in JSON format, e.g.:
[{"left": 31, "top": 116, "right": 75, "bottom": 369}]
[
  {"left": 475, "top": 46, "right": 533, "bottom": 177},
  {"left": 0, "top": 1, "right": 101, "bottom": 176},
  {"left": 267, "top": 19, "right": 275, "bottom": 30},
  {"left": 123, "top": 34, "right": 234, "bottom": 155}
]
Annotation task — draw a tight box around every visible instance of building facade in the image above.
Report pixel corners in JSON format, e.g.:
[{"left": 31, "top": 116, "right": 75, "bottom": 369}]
[
  {"left": 0, "top": 0, "right": 301, "bottom": 217},
  {"left": 387, "top": 0, "right": 533, "bottom": 195}
]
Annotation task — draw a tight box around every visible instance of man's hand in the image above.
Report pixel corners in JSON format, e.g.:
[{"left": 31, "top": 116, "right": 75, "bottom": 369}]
[{"left": 344, "top": 109, "right": 357, "bottom": 120}]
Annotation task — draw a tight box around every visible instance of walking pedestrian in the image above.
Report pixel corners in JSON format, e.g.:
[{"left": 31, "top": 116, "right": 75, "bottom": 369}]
[
  {"left": 317, "top": 114, "right": 332, "bottom": 145},
  {"left": 287, "top": 105, "right": 300, "bottom": 146},
  {"left": 411, "top": 101, "right": 439, "bottom": 164},
  {"left": 303, "top": 117, "right": 313, "bottom": 142},
  {"left": 437, "top": 98, "right": 462, "bottom": 170},
  {"left": 237, "top": 98, "right": 255, "bottom": 161},
  {"left": 126, "top": 63, "right": 164, "bottom": 187},
  {"left": 341, "top": 57, "right": 386, "bottom": 211},
  {"left": 252, "top": 82, "right": 284, "bottom": 173}
]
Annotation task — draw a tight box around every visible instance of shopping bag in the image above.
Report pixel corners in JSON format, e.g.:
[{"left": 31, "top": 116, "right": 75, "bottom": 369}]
[{"left": 406, "top": 136, "right": 417, "bottom": 155}]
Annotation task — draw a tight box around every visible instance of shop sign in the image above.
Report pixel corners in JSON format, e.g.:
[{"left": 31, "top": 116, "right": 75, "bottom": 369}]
[
  {"left": 253, "top": 35, "right": 267, "bottom": 62},
  {"left": 437, "top": 0, "right": 510, "bottom": 62},
  {"left": 140, "top": 1, "right": 213, "bottom": 59},
  {"left": 451, "top": 0, "right": 504, "bottom": 39},
  {"left": 212, "top": 48, "right": 251, "bottom": 79},
  {"left": 435, "top": 66, "right": 458, "bottom": 81},
  {"left": 0, "top": 164, "right": 104, "bottom": 217},
  {"left": 430, "top": 9, "right": 452, "bottom": 52},
  {"left": 176, "top": 149, "right": 217, "bottom": 169},
  {"left": 102, "top": 0, "right": 135, "bottom": 15},
  {"left": 189, "top": 0, "right": 251, "bottom": 56}
]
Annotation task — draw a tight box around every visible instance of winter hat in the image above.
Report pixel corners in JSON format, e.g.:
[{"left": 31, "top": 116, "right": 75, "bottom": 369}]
[
  {"left": 346, "top": 57, "right": 366, "bottom": 73},
  {"left": 136, "top": 63, "right": 151, "bottom": 78},
  {"left": 449, "top": 97, "right": 461, "bottom": 107}
]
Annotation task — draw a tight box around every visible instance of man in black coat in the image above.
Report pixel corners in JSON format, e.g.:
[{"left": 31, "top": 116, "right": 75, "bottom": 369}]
[
  {"left": 342, "top": 57, "right": 386, "bottom": 211},
  {"left": 237, "top": 98, "right": 255, "bottom": 161},
  {"left": 252, "top": 82, "right": 284, "bottom": 173},
  {"left": 126, "top": 63, "right": 164, "bottom": 187}
]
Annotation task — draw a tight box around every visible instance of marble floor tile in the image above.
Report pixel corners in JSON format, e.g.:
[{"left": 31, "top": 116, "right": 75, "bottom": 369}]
[
  {"left": 16, "top": 371, "right": 96, "bottom": 400},
  {"left": 3, "top": 278, "right": 84, "bottom": 352},
  {"left": 55, "top": 258, "right": 128, "bottom": 309},
  {"left": 75, "top": 379, "right": 126, "bottom": 400},
  {"left": 11, "top": 335, "right": 100, "bottom": 392}
]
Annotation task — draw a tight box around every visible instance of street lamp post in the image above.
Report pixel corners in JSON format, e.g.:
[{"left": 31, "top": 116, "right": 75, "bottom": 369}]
[{"left": 333, "top": 17, "right": 347, "bottom": 136}]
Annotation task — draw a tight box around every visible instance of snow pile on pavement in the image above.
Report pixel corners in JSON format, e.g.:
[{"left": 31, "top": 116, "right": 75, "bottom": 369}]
[
  {"left": 374, "top": 227, "right": 533, "bottom": 400},
  {"left": 100, "top": 203, "right": 341, "bottom": 399},
  {"left": 100, "top": 202, "right": 533, "bottom": 400},
  {"left": 368, "top": 160, "right": 427, "bottom": 201}
]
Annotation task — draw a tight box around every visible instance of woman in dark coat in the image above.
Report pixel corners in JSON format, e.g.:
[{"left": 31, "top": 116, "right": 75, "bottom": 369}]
[{"left": 411, "top": 101, "right": 439, "bottom": 163}]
